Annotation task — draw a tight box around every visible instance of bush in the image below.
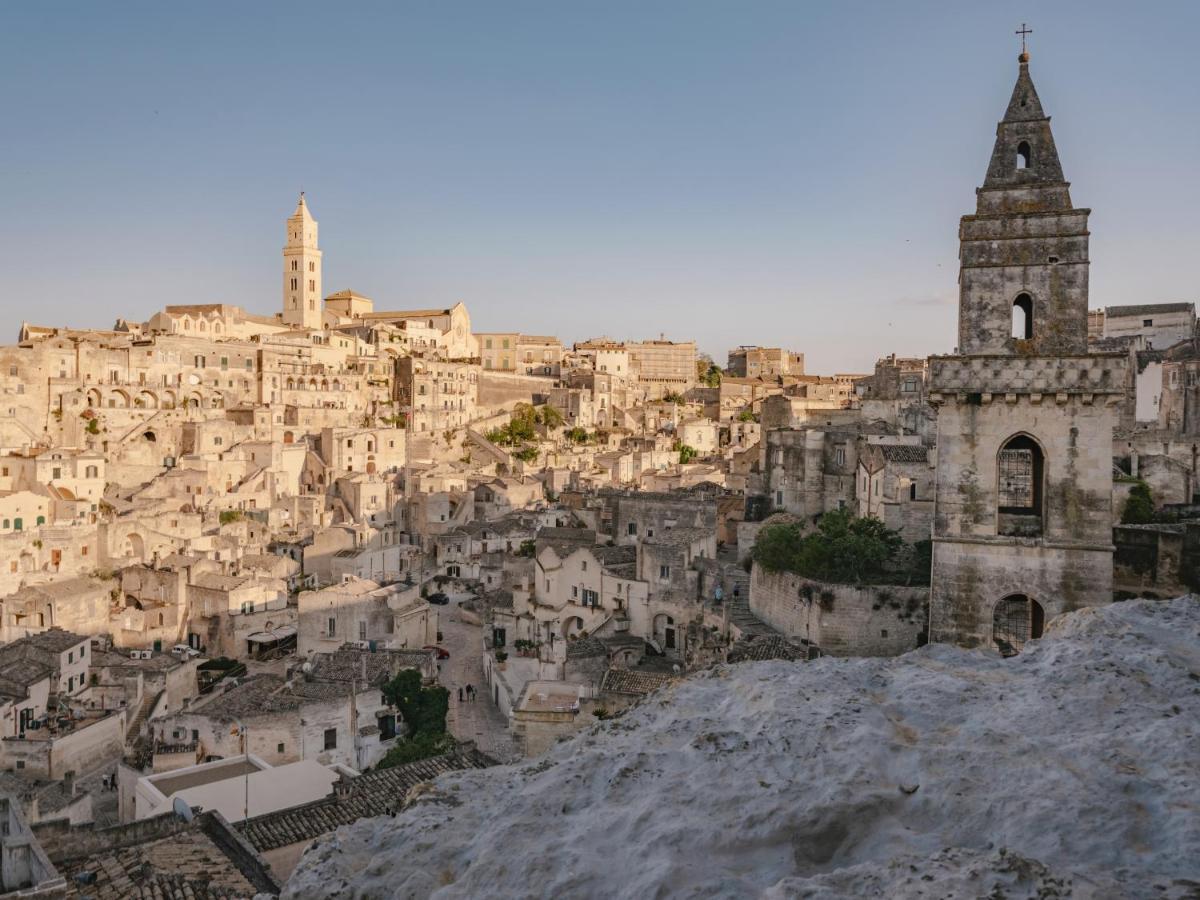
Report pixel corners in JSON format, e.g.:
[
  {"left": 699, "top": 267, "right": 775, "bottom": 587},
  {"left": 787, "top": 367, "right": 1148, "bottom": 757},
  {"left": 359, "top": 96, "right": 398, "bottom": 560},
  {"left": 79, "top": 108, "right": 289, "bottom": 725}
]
[
  {"left": 565, "top": 426, "right": 589, "bottom": 444},
  {"left": 377, "top": 732, "right": 454, "bottom": 768},
  {"left": 751, "top": 508, "right": 903, "bottom": 585},
  {"left": 382, "top": 669, "right": 449, "bottom": 745},
  {"left": 677, "top": 444, "right": 698, "bottom": 464},
  {"left": 737, "top": 408, "right": 758, "bottom": 423},
  {"left": 219, "top": 510, "right": 244, "bottom": 525},
  {"left": 514, "top": 446, "right": 539, "bottom": 463},
  {"left": 1121, "top": 481, "right": 1155, "bottom": 525}
]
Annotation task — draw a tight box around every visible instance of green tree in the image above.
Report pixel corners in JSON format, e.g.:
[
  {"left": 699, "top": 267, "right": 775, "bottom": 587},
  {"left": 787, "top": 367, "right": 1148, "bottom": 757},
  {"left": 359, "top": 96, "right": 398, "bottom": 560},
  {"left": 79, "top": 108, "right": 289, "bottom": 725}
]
[
  {"left": 678, "top": 444, "right": 698, "bottom": 464},
  {"left": 751, "top": 508, "right": 903, "bottom": 584},
  {"left": 381, "top": 669, "right": 449, "bottom": 744},
  {"left": 537, "top": 404, "right": 564, "bottom": 429},
  {"left": 565, "top": 426, "right": 589, "bottom": 444},
  {"left": 1121, "top": 480, "right": 1156, "bottom": 524}
]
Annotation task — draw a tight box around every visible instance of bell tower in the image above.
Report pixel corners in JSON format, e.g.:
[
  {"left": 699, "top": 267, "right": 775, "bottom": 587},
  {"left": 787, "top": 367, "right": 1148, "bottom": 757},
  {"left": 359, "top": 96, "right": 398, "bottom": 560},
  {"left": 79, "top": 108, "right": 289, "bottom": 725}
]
[
  {"left": 282, "top": 193, "right": 323, "bottom": 330},
  {"left": 927, "top": 48, "right": 1126, "bottom": 653}
]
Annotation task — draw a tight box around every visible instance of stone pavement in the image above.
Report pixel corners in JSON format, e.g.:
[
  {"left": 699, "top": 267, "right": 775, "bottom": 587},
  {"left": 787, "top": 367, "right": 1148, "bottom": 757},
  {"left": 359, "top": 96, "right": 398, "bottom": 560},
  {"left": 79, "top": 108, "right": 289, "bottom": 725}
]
[{"left": 440, "top": 608, "right": 519, "bottom": 763}]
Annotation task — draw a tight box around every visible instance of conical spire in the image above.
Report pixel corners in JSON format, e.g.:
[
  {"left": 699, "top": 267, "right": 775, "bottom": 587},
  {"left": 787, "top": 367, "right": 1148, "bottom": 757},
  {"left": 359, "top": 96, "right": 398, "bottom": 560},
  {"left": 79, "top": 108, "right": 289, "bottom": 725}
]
[{"left": 293, "top": 191, "right": 311, "bottom": 218}]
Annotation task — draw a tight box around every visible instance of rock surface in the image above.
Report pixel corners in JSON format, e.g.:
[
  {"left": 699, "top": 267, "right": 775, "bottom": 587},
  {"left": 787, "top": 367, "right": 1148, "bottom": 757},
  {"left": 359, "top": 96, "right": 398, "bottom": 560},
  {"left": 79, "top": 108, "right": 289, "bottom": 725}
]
[{"left": 284, "top": 598, "right": 1200, "bottom": 899}]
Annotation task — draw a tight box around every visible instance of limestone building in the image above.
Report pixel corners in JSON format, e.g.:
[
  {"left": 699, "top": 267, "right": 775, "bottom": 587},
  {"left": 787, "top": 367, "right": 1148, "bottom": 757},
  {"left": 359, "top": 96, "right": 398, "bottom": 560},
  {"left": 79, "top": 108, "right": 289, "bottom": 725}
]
[{"left": 927, "top": 50, "right": 1127, "bottom": 652}]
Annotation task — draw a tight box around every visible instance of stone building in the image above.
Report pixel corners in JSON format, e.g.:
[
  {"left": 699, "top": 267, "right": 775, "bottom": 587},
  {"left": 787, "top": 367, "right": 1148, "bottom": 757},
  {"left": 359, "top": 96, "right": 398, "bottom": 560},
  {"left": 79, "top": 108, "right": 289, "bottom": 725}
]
[
  {"left": 927, "top": 51, "right": 1127, "bottom": 652},
  {"left": 726, "top": 346, "right": 804, "bottom": 379}
]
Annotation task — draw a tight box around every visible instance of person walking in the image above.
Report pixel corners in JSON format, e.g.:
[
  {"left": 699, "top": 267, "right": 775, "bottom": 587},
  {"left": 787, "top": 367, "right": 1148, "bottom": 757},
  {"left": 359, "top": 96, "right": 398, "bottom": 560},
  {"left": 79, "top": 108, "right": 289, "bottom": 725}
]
[{"left": 457, "top": 686, "right": 463, "bottom": 702}]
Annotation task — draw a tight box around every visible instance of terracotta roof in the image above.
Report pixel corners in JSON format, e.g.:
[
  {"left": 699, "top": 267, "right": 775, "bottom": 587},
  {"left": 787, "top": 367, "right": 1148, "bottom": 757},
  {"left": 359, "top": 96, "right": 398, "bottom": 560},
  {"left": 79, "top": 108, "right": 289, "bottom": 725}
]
[
  {"left": 600, "top": 668, "right": 675, "bottom": 696},
  {"left": 237, "top": 747, "right": 494, "bottom": 852},
  {"left": 877, "top": 445, "right": 930, "bottom": 464},
  {"left": 727, "top": 635, "right": 807, "bottom": 663}
]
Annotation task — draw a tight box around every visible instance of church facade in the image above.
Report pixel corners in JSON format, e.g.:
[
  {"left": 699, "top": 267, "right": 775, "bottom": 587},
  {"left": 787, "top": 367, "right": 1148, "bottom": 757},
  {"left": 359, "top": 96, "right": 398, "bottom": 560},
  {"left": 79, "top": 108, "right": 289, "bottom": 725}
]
[{"left": 927, "top": 51, "right": 1127, "bottom": 652}]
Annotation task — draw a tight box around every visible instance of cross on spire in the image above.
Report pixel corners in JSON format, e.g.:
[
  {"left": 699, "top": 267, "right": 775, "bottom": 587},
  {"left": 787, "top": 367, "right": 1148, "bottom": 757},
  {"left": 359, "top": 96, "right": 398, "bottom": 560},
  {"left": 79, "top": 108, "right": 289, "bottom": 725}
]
[{"left": 1016, "top": 23, "right": 1033, "bottom": 55}]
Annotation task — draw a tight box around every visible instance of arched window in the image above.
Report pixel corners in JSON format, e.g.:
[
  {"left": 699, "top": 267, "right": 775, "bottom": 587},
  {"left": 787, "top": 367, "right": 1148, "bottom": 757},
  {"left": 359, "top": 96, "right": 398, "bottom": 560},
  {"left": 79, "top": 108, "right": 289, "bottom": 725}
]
[
  {"left": 998, "top": 434, "right": 1044, "bottom": 536},
  {"left": 1012, "top": 293, "right": 1033, "bottom": 340},
  {"left": 1017, "top": 141, "right": 1031, "bottom": 170},
  {"left": 993, "top": 594, "right": 1044, "bottom": 656},
  {"left": 35, "top": 516, "right": 45, "bottom": 526}
]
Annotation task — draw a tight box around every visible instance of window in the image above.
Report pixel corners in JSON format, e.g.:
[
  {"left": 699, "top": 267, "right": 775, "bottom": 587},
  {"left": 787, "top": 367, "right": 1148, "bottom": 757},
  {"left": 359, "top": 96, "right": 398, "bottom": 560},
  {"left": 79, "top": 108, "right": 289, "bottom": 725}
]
[
  {"left": 277, "top": 742, "right": 285, "bottom": 753},
  {"left": 582, "top": 589, "right": 599, "bottom": 607},
  {"left": 581, "top": 560, "right": 588, "bottom": 572},
  {"left": 220, "top": 357, "right": 228, "bottom": 370},
  {"left": 835, "top": 446, "right": 846, "bottom": 466},
  {"left": 1144, "top": 319, "right": 1154, "bottom": 327},
  {"left": 327, "top": 616, "right": 336, "bottom": 637},
  {"left": 1017, "top": 141, "right": 1031, "bottom": 169},
  {"left": 998, "top": 434, "right": 1045, "bottom": 536},
  {"left": 910, "top": 483, "right": 918, "bottom": 501},
  {"left": 323, "top": 728, "right": 337, "bottom": 750},
  {"left": 52, "top": 467, "right": 61, "bottom": 479},
  {"left": 572, "top": 586, "right": 578, "bottom": 598},
  {"left": 1012, "top": 293, "right": 1033, "bottom": 340},
  {"left": 68, "top": 651, "right": 73, "bottom": 664},
  {"left": 627, "top": 522, "right": 637, "bottom": 536},
  {"left": 359, "top": 621, "right": 367, "bottom": 641},
  {"left": 659, "top": 565, "right": 671, "bottom": 581},
  {"left": 380, "top": 714, "right": 397, "bottom": 740}
]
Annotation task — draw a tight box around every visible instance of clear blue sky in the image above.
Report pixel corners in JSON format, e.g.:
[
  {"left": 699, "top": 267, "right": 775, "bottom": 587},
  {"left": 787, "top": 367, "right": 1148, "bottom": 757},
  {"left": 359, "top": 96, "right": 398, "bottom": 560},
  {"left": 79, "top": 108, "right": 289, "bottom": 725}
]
[{"left": 2, "top": 2, "right": 1197, "bottom": 372}]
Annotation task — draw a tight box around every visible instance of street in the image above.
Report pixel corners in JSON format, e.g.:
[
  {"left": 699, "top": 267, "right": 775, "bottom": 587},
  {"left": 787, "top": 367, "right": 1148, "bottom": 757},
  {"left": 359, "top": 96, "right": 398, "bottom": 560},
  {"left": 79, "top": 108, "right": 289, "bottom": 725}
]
[{"left": 439, "top": 605, "right": 519, "bottom": 763}]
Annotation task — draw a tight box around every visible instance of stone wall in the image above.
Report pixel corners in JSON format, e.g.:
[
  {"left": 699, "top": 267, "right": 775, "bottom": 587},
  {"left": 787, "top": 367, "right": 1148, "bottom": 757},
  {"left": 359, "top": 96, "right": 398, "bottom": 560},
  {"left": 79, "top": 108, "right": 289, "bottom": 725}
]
[
  {"left": 749, "top": 566, "right": 927, "bottom": 657},
  {"left": 476, "top": 372, "right": 554, "bottom": 414}
]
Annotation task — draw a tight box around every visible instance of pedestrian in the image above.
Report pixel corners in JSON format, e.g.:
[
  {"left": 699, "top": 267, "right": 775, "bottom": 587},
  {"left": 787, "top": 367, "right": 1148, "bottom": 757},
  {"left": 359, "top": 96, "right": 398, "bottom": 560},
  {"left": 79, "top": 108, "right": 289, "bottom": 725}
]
[{"left": 457, "top": 686, "right": 463, "bottom": 703}]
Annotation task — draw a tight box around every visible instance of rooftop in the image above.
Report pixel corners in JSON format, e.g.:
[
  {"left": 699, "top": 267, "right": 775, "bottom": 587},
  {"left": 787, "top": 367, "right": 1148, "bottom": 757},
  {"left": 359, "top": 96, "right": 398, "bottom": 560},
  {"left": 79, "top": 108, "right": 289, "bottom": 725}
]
[
  {"left": 1106, "top": 302, "right": 1194, "bottom": 318},
  {"left": 601, "top": 668, "right": 675, "bottom": 696},
  {"left": 237, "top": 747, "right": 494, "bottom": 853}
]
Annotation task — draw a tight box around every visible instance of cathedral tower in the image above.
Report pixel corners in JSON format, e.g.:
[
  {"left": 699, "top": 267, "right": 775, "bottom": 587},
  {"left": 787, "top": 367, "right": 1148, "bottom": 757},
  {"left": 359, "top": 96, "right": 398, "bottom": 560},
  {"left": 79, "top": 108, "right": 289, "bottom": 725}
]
[
  {"left": 927, "top": 50, "right": 1126, "bottom": 653},
  {"left": 282, "top": 193, "right": 323, "bottom": 329}
]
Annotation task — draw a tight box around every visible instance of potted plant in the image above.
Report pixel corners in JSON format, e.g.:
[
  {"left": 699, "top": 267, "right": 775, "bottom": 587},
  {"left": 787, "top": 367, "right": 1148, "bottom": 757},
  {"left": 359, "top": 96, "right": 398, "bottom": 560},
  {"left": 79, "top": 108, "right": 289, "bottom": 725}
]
[{"left": 494, "top": 649, "right": 508, "bottom": 670}]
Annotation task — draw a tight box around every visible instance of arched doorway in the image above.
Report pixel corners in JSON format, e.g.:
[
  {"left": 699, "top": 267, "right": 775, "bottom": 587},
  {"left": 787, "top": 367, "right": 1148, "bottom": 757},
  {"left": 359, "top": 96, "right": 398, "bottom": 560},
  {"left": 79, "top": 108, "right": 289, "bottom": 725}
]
[
  {"left": 653, "top": 614, "right": 677, "bottom": 652},
  {"left": 561, "top": 616, "right": 585, "bottom": 639},
  {"left": 992, "top": 594, "right": 1044, "bottom": 657}
]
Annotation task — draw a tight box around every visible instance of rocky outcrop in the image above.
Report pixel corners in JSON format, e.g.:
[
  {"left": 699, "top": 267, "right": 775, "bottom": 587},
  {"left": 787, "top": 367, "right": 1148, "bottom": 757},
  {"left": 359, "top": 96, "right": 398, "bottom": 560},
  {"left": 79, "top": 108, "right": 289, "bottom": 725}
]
[{"left": 285, "top": 597, "right": 1200, "bottom": 899}]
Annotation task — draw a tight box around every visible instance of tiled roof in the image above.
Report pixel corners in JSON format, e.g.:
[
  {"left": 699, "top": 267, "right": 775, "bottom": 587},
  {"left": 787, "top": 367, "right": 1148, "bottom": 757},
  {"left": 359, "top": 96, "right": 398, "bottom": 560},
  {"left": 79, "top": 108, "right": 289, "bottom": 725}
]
[
  {"left": 566, "top": 637, "right": 608, "bottom": 659},
  {"left": 1106, "top": 302, "right": 1193, "bottom": 318},
  {"left": 600, "top": 668, "right": 675, "bottom": 696},
  {"left": 52, "top": 811, "right": 280, "bottom": 899},
  {"left": 878, "top": 445, "right": 930, "bottom": 464},
  {"left": 237, "top": 747, "right": 495, "bottom": 852},
  {"left": 727, "top": 635, "right": 807, "bottom": 663}
]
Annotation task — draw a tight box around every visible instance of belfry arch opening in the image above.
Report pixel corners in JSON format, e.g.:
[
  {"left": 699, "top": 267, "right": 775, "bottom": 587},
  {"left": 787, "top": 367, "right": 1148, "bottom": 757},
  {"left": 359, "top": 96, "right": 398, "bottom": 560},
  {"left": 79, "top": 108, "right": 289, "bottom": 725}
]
[
  {"left": 1012, "top": 293, "right": 1033, "bottom": 340},
  {"left": 1016, "top": 141, "right": 1031, "bottom": 170},
  {"left": 997, "top": 433, "right": 1044, "bottom": 536},
  {"left": 992, "top": 594, "right": 1044, "bottom": 656}
]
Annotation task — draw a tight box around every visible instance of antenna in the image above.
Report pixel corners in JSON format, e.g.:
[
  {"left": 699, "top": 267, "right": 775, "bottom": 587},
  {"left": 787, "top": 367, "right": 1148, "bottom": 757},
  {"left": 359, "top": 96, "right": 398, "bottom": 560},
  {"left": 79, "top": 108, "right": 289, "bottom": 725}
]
[{"left": 172, "top": 797, "right": 194, "bottom": 821}]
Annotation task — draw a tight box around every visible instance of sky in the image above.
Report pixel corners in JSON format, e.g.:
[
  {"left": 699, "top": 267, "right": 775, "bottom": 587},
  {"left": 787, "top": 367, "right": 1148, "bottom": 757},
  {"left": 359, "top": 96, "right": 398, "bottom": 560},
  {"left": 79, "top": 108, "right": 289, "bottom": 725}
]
[{"left": 1, "top": 2, "right": 1198, "bottom": 373}]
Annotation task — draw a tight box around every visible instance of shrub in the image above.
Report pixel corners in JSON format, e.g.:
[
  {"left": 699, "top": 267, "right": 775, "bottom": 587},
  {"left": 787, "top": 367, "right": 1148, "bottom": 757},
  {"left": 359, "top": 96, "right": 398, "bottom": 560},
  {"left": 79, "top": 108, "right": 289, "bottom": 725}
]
[
  {"left": 219, "top": 510, "right": 243, "bottom": 524},
  {"left": 1121, "top": 481, "right": 1155, "bottom": 525},
  {"left": 677, "top": 444, "right": 698, "bottom": 464}
]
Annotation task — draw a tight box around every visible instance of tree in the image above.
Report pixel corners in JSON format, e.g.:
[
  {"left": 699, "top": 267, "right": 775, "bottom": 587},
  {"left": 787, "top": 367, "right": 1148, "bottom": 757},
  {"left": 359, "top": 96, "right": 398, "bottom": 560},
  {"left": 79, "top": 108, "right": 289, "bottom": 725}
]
[
  {"left": 751, "top": 508, "right": 903, "bottom": 584},
  {"left": 565, "top": 426, "right": 589, "bottom": 444},
  {"left": 380, "top": 668, "right": 450, "bottom": 768},
  {"left": 1121, "top": 481, "right": 1156, "bottom": 524},
  {"left": 537, "top": 405, "right": 564, "bottom": 429},
  {"left": 678, "top": 444, "right": 698, "bottom": 464}
]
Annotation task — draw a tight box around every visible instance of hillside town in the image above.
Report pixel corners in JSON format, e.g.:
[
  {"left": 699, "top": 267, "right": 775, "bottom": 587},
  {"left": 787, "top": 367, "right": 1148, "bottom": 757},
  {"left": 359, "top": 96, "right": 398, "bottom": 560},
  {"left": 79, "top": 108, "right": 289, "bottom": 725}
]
[{"left": 0, "top": 33, "right": 1196, "bottom": 900}]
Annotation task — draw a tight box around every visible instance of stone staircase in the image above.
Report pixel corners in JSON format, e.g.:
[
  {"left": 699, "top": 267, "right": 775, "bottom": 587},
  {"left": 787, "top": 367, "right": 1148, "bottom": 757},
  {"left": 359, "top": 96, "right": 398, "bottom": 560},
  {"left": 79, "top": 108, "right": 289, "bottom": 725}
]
[{"left": 125, "top": 689, "right": 164, "bottom": 746}]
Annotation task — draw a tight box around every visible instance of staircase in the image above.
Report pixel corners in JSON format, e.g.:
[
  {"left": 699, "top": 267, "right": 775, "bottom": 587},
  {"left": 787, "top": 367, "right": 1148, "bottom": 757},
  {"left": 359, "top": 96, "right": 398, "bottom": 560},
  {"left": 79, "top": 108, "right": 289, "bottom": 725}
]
[{"left": 125, "top": 689, "right": 164, "bottom": 745}]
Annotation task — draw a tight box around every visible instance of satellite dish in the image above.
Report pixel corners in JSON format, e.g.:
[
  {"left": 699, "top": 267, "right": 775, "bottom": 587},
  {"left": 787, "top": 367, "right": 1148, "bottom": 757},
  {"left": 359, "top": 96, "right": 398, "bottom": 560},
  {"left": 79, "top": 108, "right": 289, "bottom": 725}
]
[{"left": 172, "top": 797, "right": 194, "bottom": 822}]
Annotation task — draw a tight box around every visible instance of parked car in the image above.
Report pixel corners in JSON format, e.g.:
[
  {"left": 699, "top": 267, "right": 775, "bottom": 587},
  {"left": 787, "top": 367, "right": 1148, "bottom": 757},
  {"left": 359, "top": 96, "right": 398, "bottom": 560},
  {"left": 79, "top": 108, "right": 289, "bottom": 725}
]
[
  {"left": 426, "top": 593, "right": 450, "bottom": 605},
  {"left": 423, "top": 645, "right": 451, "bottom": 660}
]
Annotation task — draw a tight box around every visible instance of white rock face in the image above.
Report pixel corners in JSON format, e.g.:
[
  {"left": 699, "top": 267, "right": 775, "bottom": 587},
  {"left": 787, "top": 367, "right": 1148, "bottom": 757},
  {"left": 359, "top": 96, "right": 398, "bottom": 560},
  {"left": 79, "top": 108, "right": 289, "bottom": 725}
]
[{"left": 284, "top": 598, "right": 1200, "bottom": 899}]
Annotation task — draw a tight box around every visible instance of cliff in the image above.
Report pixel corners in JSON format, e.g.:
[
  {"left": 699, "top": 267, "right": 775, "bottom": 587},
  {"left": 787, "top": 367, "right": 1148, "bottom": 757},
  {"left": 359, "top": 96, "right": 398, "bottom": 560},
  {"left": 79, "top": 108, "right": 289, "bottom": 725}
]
[{"left": 285, "top": 597, "right": 1200, "bottom": 899}]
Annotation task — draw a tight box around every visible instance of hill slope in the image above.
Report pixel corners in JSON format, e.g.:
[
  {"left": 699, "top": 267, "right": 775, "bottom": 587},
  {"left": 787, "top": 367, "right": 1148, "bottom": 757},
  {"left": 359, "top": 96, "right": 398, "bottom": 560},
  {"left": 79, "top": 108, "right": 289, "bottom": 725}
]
[{"left": 285, "top": 597, "right": 1200, "bottom": 899}]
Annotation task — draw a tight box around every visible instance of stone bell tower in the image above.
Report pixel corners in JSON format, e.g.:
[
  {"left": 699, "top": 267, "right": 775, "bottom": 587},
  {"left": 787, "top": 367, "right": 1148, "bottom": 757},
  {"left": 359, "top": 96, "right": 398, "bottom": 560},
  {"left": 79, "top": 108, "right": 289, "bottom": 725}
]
[
  {"left": 927, "top": 49, "right": 1126, "bottom": 653},
  {"left": 282, "top": 193, "right": 323, "bottom": 330}
]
